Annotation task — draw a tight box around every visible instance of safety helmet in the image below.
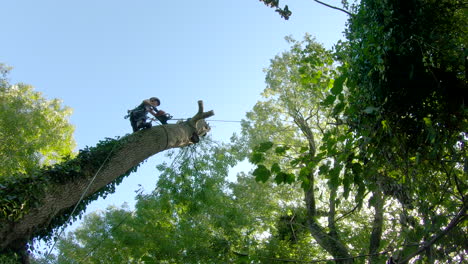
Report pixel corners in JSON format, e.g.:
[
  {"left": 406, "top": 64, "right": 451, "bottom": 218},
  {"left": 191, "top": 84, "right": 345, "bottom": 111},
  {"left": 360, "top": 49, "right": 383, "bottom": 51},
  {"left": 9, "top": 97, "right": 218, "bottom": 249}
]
[{"left": 150, "top": 97, "right": 160, "bottom": 105}]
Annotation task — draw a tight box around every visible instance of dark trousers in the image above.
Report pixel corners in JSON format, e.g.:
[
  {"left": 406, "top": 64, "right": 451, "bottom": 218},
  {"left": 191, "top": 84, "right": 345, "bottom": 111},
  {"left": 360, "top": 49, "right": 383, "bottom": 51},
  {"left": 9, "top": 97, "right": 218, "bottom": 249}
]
[{"left": 130, "top": 112, "right": 148, "bottom": 132}]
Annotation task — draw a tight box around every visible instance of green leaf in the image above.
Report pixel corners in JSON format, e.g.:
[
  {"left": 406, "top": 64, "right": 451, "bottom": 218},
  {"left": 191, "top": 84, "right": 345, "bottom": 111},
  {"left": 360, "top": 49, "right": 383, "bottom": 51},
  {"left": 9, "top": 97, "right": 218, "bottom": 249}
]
[
  {"left": 319, "top": 164, "right": 329, "bottom": 175},
  {"left": 331, "top": 75, "right": 345, "bottom": 95},
  {"left": 333, "top": 102, "right": 345, "bottom": 115},
  {"left": 298, "top": 167, "right": 311, "bottom": 180},
  {"left": 253, "top": 165, "right": 271, "bottom": 183},
  {"left": 328, "top": 166, "right": 341, "bottom": 188},
  {"left": 275, "top": 146, "right": 289, "bottom": 155},
  {"left": 285, "top": 173, "right": 295, "bottom": 184},
  {"left": 274, "top": 172, "right": 295, "bottom": 184},
  {"left": 249, "top": 152, "right": 265, "bottom": 165},
  {"left": 381, "top": 120, "right": 389, "bottom": 130},
  {"left": 322, "top": 94, "right": 336, "bottom": 106},
  {"left": 141, "top": 256, "right": 153, "bottom": 262},
  {"left": 271, "top": 163, "right": 281, "bottom": 174},
  {"left": 300, "top": 178, "right": 310, "bottom": 190},
  {"left": 290, "top": 157, "right": 302, "bottom": 167},
  {"left": 423, "top": 117, "right": 432, "bottom": 126},
  {"left": 254, "top": 141, "right": 274, "bottom": 153},
  {"left": 274, "top": 172, "right": 287, "bottom": 184}
]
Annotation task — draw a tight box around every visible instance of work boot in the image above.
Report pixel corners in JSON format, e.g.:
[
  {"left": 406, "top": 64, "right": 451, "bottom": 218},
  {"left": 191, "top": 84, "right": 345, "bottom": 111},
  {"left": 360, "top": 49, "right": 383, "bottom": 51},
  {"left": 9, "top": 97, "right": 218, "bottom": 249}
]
[{"left": 138, "top": 122, "right": 152, "bottom": 130}]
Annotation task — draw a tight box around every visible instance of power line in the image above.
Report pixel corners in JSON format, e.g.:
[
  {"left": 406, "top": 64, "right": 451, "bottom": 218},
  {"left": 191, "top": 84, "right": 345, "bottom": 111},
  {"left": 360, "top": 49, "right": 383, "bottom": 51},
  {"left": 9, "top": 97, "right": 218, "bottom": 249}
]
[
  {"left": 208, "top": 119, "right": 241, "bottom": 123},
  {"left": 169, "top": 118, "right": 241, "bottom": 123}
]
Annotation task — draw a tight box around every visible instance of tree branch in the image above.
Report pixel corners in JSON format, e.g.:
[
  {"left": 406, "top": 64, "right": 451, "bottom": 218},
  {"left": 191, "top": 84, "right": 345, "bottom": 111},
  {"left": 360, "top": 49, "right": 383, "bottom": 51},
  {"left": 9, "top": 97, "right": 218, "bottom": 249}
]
[
  {"left": 190, "top": 100, "right": 215, "bottom": 124},
  {"left": 313, "top": 0, "right": 353, "bottom": 16},
  {"left": 397, "top": 204, "right": 467, "bottom": 263},
  {"left": 335, "top": 191, "right": 369, "bottom": 222}
]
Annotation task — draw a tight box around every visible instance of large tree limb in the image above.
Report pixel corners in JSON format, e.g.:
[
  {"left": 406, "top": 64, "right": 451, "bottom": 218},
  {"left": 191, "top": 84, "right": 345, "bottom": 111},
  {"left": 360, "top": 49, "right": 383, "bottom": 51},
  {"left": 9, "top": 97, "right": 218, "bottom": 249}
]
[{"left": 0, "top": 101, "right": 214, "bottom": 253}]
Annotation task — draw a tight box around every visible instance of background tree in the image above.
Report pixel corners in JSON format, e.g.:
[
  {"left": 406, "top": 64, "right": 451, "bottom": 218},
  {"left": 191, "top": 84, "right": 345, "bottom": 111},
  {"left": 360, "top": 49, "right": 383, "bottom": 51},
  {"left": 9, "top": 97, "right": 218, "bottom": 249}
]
[
  {"left": 258, "top": 0, "right": 467, "bottom": 262},
  {"left": 241, "top": 35, "right": 366, "bottom": 263},
  {"left": 0, "top": 64, "right": 75, "bottom": 177},
  {"left": 40, "top": 138, "right": 311, "bottom": 263},
  {"left": 339, "top": 0, "right": 467, "bottom": 262}
]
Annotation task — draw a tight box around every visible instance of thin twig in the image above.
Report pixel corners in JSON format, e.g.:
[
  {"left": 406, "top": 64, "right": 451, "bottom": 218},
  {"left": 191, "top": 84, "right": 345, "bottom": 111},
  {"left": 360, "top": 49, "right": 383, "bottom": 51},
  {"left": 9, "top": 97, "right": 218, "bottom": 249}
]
[{"left": 335, "top": 191, "right": 369, "bottom": 222}]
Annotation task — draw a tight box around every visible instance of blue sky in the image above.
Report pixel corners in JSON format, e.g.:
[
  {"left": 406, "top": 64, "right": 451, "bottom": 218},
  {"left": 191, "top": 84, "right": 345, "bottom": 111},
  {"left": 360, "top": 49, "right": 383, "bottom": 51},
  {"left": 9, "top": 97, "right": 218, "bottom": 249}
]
[{"left": 1, "top": 0, "right": 348, "bottom": 253}]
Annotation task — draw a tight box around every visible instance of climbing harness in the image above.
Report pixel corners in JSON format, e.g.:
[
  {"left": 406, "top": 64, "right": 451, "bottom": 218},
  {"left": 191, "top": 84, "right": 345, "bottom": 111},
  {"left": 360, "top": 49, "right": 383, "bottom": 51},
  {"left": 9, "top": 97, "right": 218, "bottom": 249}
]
[{"left": 124, "top": 108, "right": 172, "bottom": 122}]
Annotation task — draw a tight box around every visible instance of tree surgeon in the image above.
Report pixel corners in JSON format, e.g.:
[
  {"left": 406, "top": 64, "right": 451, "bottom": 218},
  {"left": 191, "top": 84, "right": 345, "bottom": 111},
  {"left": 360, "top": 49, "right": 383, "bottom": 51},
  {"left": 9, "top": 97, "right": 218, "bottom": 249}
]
[{"left": 127, "top": 97, "right": 171, "bottom": 132}]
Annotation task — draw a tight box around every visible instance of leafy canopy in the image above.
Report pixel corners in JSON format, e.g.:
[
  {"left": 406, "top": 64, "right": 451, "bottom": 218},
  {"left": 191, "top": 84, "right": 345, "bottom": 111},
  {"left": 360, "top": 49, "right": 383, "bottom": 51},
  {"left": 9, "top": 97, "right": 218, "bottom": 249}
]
[
  {"left": 42, "top": 139, "right": 312, "bottom": 263},
  {"left": 258, "top": 0, "right": 467, "bottom": 262},
  {"left": 0, "top": 64, "right": 76, "bottom": 178}
]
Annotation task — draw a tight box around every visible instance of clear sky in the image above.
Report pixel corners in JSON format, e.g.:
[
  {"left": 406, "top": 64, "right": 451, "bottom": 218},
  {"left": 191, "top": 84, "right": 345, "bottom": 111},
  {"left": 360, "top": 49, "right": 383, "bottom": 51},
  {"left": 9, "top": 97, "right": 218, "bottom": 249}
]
[{"left": 1, "top": 0, "right": 348, "bottom": 253}]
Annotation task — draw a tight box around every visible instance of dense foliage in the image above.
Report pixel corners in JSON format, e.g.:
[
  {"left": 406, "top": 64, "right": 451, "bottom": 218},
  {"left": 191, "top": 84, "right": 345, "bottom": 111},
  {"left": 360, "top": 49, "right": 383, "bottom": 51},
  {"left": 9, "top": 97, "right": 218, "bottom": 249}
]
[
  {"left": 37, "top": 139, "right": 321, "bottom": 263},
  {"left": 257, "top": 0, "right": 467, "bottom": 262},
  {"left": 0, "top": 64, "right": 76, "bottom": 177},
  {"left": 243, "top": 35, "right": 384, "bottom": 263},
  {"left": 340, "top": 1, "right": 467, "bottom": 262}
]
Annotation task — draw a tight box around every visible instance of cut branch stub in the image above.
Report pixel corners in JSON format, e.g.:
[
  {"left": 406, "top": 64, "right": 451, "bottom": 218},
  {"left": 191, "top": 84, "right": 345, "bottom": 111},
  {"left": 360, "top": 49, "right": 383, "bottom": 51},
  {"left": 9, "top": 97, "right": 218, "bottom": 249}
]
[
  {"left": 190, "top": 100, "right": 215, "bottom": 123},
  {"left": 188, "top": 100, "right": 214, "bottom": 137}
]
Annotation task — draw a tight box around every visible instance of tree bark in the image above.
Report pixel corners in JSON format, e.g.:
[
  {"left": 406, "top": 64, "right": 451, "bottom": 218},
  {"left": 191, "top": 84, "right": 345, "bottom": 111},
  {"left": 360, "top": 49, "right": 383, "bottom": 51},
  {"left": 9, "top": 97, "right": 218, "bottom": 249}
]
[
  {"left": 305, "top": 183, "right": 354, "bottom": 264},
  {"left": 328, "top": 184, "right": 338, "bottom": 239},
  {"left": 368, "top": 189, "right": 384, "bottom": 264},
  {"left": 0, "top": 101, "right": 214, "bottom": 254}
]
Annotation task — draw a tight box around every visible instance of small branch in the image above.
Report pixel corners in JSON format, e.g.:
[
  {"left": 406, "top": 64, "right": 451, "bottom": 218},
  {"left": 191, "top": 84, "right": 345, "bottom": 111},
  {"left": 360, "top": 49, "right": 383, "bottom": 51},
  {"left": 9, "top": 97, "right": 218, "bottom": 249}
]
[
  {"left": 313, "top": 0, "right": 353, "bottom": 16},
  {"left": 327, "top": 119, "right": 345, "bottom": 126},
  {"left": 335, "top": 191, "right": 369, "bottom": 222}
]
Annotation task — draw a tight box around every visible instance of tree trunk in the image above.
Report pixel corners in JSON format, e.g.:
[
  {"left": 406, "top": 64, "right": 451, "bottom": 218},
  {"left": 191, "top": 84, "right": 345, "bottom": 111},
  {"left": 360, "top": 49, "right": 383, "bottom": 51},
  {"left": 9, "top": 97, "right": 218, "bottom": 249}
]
[
  {"left": 305, "top": 183, "right": 353, "bottom": 264},
  {"left": 368, "top": 189, "right": 384, "bottom": 264},
  {"left": 295, "top": 112, "right": 352, "bottom": 263},
  {"left": 0, "top": 101, "right": 214, "bottom": 256}
]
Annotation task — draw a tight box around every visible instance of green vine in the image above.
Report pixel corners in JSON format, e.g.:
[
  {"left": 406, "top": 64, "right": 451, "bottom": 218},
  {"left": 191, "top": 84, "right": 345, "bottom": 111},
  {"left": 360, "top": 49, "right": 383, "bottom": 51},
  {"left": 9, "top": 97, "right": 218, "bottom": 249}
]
[{"left": 0, "top": 134, "right": 140, "bottom": 243}]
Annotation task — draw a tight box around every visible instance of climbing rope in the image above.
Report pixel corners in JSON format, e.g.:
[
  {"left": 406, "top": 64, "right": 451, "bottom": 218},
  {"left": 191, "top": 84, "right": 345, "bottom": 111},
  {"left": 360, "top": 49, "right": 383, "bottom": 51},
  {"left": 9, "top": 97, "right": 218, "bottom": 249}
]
[{"left": 44, "top": 143, "right": 119, "bottom": 259}]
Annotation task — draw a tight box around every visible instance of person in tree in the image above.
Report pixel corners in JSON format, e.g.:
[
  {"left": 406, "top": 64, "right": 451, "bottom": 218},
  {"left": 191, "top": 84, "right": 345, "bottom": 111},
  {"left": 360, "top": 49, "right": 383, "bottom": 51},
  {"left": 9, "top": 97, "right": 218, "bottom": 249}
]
[{"left": 128, "top": 97, "right": 169, "bottom": 132}]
